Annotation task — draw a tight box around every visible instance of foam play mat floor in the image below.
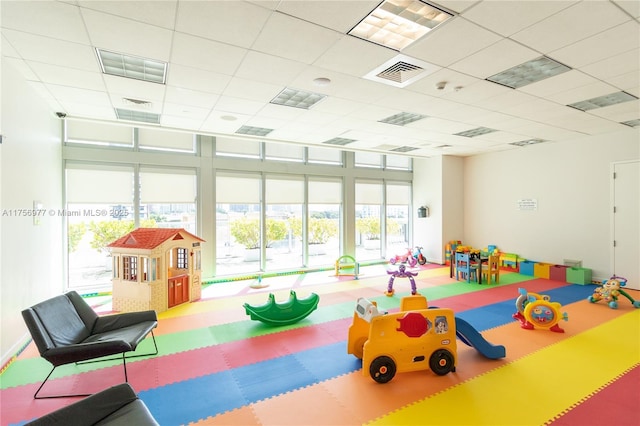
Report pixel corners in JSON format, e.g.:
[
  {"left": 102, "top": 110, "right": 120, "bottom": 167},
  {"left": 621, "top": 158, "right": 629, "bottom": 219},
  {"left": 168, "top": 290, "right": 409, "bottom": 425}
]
[{"left": 1, "top": 264, "right": 638, "bottom": 425}]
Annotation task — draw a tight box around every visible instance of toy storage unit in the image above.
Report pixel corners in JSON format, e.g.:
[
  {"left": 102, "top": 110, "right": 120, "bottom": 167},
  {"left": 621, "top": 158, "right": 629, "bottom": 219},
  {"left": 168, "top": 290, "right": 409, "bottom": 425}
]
[
  {"left": 519, "top": 260, "right": 536, "bottom": 276},
  {"left": 549, "top": 265, "right": 569, "bottom": 282},
  {"left": 566, "top": 267, "right": 592, "bottom": 285},
  {"left": 499, "top": 253, "right": 519, "bottom": 271},
  {"left": 534, "top": 262, "right": 552, "bottom": 279},
  {"left": 444, "top": 240, "right": 462, "bottom": 265}
]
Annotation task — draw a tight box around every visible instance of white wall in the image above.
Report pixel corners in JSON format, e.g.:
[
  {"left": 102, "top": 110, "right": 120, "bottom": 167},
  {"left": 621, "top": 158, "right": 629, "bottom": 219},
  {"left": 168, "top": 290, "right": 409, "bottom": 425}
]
[
  {"left": 463, "top": 131, "right": 639, "bottom": 281},
  {"left": 413, "top": 155, "right": 463, "bottom": 264},
  {"left": 0, "top": 61, "right": 63, "bottom": 366}
]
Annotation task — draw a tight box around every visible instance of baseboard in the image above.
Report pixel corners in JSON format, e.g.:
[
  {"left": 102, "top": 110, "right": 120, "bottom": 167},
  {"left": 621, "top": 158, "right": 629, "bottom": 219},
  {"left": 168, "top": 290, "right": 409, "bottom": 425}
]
[{"left": 1, "top": 333, "right": 31, "bottom": 373}]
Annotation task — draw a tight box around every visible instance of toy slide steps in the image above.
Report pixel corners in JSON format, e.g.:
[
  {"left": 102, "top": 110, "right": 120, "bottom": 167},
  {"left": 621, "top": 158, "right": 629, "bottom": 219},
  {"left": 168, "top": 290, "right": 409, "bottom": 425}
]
[{"left": 454, "top": 317, "right": 506, "bottom": 359}]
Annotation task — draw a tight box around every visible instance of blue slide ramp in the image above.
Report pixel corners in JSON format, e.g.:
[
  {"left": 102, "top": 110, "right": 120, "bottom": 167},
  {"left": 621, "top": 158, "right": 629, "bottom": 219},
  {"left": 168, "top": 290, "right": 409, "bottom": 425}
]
[{"left": 455, "top": 317, "right": 506, "bottom": 359}]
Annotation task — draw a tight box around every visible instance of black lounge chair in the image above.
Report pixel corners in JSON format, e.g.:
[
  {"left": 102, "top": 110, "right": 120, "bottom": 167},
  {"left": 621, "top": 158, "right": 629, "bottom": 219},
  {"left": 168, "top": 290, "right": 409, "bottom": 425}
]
[
  {"left": 22, "top": 291, "right": 158, "bottom": 399},
  {"left": 25, "top": 383, "right": 159, "bottom": 425}
]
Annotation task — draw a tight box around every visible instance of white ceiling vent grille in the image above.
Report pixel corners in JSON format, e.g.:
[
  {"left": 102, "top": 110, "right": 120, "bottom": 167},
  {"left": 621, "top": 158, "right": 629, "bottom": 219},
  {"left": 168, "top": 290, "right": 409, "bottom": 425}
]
[
  {"left": 377, "top": 61, "right": 424, "bottom": 84},
  {"left": 365, "top": 54, "right": 440, "bottom": 88},
  {"left": 122, "top": 97, "right": 152, "bottom": 109}
]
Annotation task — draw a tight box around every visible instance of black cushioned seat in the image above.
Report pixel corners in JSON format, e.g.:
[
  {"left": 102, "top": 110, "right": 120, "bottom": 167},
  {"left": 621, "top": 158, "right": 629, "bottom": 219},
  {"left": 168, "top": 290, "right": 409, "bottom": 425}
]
[
  {"left": 25, "top": 383, "right": 159, "bottom": 426},
  {"left": 22, "top": 291, "right": 158, "bottom": 399}
]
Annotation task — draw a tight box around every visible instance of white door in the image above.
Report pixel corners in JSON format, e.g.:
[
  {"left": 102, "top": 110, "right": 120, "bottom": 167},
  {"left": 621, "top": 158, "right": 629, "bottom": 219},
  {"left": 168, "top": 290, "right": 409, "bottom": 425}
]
[{"left": 612, "top": 160, "right": 639, "bottom": 290}]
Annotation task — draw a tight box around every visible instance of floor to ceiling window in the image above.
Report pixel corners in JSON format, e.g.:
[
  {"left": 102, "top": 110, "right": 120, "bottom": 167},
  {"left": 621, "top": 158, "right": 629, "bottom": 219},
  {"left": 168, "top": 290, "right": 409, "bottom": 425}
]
[
  {"left": 216, "top": 172, "right": 261, "bottom": 276},
  {"left": 65, "top": 163, "right": 134, "bottom": 290},
  {"left": 355, "top": 181, "right": 383, "bottom": 261},
  {"left": 307, "top": 178, "right": 342, "bottom": 267},
  {"left": 386, "top": 182, "right": 411, "bottom": 258},
  {"left": 265, "top": 175, "right": 304, "bottom": 271}
]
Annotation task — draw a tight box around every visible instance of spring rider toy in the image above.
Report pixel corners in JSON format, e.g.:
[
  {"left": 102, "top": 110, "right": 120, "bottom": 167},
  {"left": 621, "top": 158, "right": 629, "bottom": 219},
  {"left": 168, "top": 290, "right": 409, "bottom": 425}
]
[
  {"left": 385, "top": 264, "right": 418, "bottom": 296},
  {"left": 513, "top": 288, "right": 568, "bottom": 333},
  {"left": 588, "top": 276, "right": 640, "bottom": 309}
]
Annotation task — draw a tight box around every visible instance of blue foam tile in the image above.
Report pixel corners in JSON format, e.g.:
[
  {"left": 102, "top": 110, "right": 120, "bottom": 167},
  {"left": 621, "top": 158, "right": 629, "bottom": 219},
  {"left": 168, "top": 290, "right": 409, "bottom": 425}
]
[
  {"left": 292, "top": 342, "right": 362, "bottom": 381},
  {"left": 230, "top": 355, "right": 316, "bottom": 402},
  {"left": 139, "top": 370, "right": 246, "bottom": 426}
]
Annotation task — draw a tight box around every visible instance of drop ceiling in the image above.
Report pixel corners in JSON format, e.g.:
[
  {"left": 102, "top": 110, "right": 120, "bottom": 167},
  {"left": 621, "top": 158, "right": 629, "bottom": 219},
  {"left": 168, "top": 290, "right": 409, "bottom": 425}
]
[{"left": 1, "top": 0, "right": 638, "bottom": 158}]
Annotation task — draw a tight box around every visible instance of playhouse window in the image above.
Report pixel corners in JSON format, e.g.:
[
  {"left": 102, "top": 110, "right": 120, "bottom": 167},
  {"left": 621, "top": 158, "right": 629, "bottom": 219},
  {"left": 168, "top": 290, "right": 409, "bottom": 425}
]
[
  {"left": 123, "top": 256, "right": 137, "bottom": 281},
  {"left": 177, "top": 248, "right": 188, "bottom": 269},
  {"left": 112, "top": 255, "right": 120, "bottom": 278}
]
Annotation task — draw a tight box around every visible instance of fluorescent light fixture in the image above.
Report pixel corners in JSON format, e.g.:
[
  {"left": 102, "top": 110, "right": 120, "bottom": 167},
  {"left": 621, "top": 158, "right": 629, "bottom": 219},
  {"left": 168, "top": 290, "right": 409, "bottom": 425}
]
[
  {"left": 390, "top": 146, "right": 419, "bottom": 152},
  {"left": 621, "top": 119, "right": 640, "bottom": 128},
  {"left": 114, "top": 108, "right": 160, "bottom": 124},
  {"left": 454, "top": 127, "right": 497, "bottom": 138},
  {"left": 323, "top": 137, "right": 357, "bottom": 146},
  {"left": 379, "top": 112, "right": 427, "bottom": 126},
  {"left": 97, "top": 49, "right": 167, "bottom": 84},
  {"left": 270, "top": 88, "right": 326, "bottom": 109},
  {"left": 349, "top": 0, "right": 453, "bottom": 50},
  {"left": 510, "top": 138, "right": 546, "bottom": 147},
  {"left": 235, "top": 125, "right": 274, "bottom": 137},
  {"left": 568, "top": 91, "right": 638, "bottom": 111},
  {"left": 486, "top": 56, "right": 570, "bottom": 89}
]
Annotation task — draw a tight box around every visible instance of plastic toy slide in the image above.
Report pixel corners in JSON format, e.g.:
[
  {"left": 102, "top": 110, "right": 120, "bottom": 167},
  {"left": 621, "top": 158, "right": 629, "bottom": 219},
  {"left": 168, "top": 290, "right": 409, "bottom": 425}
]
[{"left": 454, "top": 317, "right": 506, "bottom": 359}]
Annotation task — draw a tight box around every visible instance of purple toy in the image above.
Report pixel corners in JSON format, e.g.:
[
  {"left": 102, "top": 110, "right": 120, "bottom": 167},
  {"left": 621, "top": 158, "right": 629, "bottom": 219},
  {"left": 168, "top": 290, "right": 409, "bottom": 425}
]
[{"left": 386, "top": 264, "right": 418, "bottom": 296}]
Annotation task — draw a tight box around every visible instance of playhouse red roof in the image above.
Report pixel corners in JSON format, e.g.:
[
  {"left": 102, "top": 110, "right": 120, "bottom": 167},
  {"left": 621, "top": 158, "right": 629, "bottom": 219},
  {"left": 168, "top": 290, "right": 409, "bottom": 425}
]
[{"left": 107, "top": 228, "right": 204, "bottom": 250}]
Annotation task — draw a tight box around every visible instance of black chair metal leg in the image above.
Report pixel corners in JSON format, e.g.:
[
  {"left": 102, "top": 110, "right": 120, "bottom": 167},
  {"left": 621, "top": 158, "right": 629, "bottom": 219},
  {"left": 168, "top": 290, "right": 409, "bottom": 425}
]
[{"left": 34, "top": 366, "right": 91, "bottom": 399}]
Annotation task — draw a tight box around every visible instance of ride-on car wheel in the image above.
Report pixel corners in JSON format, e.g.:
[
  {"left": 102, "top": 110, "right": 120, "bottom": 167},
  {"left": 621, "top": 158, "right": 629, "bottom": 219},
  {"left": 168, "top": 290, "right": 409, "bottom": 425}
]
[
  {"left": 418, "top": 255, "right": 427, "bottom": 265},
  {"left": 429, "top": 349, "right": 455, "bottom": 375},
  {"left": 369, "top": 356, "right": 396, "bottom": 383}
]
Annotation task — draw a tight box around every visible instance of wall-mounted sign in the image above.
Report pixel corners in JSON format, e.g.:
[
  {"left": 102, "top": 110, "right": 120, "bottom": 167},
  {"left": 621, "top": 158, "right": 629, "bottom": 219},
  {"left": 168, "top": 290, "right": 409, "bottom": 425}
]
[{"left": 517, "top": 198, "right": 538, "bottom": 211}]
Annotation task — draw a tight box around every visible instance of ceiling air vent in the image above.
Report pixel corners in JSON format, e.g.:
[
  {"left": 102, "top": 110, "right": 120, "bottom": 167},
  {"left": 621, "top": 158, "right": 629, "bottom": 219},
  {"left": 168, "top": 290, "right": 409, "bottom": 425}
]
[
  {"left": 123, "top": 97, "right": 152, "bottom": 109},
  {"left": 365, "top": 54, "right": 438, "bottom": 88}
]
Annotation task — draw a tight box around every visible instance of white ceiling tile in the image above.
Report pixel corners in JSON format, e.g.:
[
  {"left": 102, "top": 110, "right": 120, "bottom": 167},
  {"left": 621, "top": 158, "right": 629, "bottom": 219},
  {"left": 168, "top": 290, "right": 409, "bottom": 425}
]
[
  {"left": 166, "top": 64, "right": 231, "bottom": 94},
  {"left": 444, "top": 80, "right": 512, "bottom": 105},
  {"left": 1, "top": 1, "right": 90, "bottom": 44},
  {"left": 276, "top": 0, "right": 380, "bottom": 33},
  {"left": 174, "top": 1, "right": 271, "bottom": 49},
  {"left": 5, "top": 57, "right": 39, "bottom": 81},
  {"left": 450, "top": 38, "right": 539, "bottom": 80},
  {"left": 549, "top": 21, "right": 640, "bottom": 68},
  {"left": 60, "top": 102, "right": 115, "bottom": 120},
  {"left": 580, "top": 49, "right": 640, "bottom": 80},
  {"left": 613, "top": 0, "right": 640, "bottom": 18},
  {"left": 170, "top": 32, "right": 247, "bottom": 75},
  {"left": 26, "top": 81, "right": 64, "bottom": 111},
  {"left": 77, "top": 1, "right": 178, "bottom": 29},
  {"left": 29, "top": 62, "right": 105, "bottom": 91},
  {"left": 47, "top": 84, "right": 111, "bottom": 105},
  {"left": 518, "top": 70, "right": 600, "bottom": 98},
  {"left": 81, "top": 8, "right": 173, "bottom": 60},
  {"left": 160, "top": 115, "right": 206, "bottom": 131},
  {"left": 404, "top": 17, "right": 503, "bottom": 67},
  {"left": 164, "top": 86, "right": 218, "bottom": 110},
  {"left": 2, "top": 30, "right": 97, "bottom": 71},
  {"left": 435, "top": 0, "right": 480, "bottom": 14},
  {"left": 161, "top": 102, "right": 211, "bottom": 120},
  {"left": 545, "top": 80, "right": 619, "bottom": 105},
  {"left": 222, "top": 77, "right": 282, "bottom": 103},
  {"left": 258, "top": 103, "right": 306, "bottom": 121},
  {"left": 251, "top": 12, "right": 343, "bottom": 64},
  {"left": 511, "top": 1, "right": 631, "bottom": 53},
  {"left": 200, "top": 112, "right": 251, "bottom": 134},
  {"left": 103, "top": 75, "right": 166, "bottom": 102},
  {"left": 608, "top": 71, "right": 640, "bottom": 94},
  {"left": 586, "top": 99, "right": 640, "bottom": 122},
  {"left": 313, "top": 35, "right": 397, "bottom": 78},
  {"left": 214, "top": 95, "right": 266, "bottom": 116},
  {"left": 460, "top": 0, "right": 577, "bottom": 37},
  {"left": 235, "top": 51, "right": 307, "bottom": 86}
]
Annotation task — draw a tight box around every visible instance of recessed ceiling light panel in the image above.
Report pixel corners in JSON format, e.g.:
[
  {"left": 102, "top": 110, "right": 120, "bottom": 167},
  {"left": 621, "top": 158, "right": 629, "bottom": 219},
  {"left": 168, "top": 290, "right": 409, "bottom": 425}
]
[
  {"left": 390, "top": 146, "right": 419, "bottom": 152},
  {"left": 510, "top": 138, "right": 546, "bottom": 147},
  {"left": 97, "top": 49, "right": 167, "bottom": 84},
  {"left": 349, "top": 0, "right": 454, "bottom": 51},
  {"left": 568, "top": 91, "right": 638, "bottom": 111},
  {"left": 114, "top": 108, "right": 160, "bottom": 124},
  {"left": 323, "top": 137, "right": 357, "bottom": 146},
  {"left": 270, "top": 88, "right": 326, "bottom": 109},
  {"left": 486, "top": 56, "right": 570, "bottom": 89},
  {"left": 621, "top": 119, "right": 640, "bottom": 128},
  {"left": 454, "top": 127, "right": 497, "bottom": 138},
  {"left": 235, "top": 125, "right": 274, "bottom": 137},
  {"left": 379, "top": 112, "right": 427, "bottom": 126}
]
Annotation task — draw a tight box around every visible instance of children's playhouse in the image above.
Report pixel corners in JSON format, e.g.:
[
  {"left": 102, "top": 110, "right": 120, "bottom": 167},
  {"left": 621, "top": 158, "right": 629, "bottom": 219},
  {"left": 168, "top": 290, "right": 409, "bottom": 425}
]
[{"left": 108, "top": 228, "right": 205, "bottom": 313}]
